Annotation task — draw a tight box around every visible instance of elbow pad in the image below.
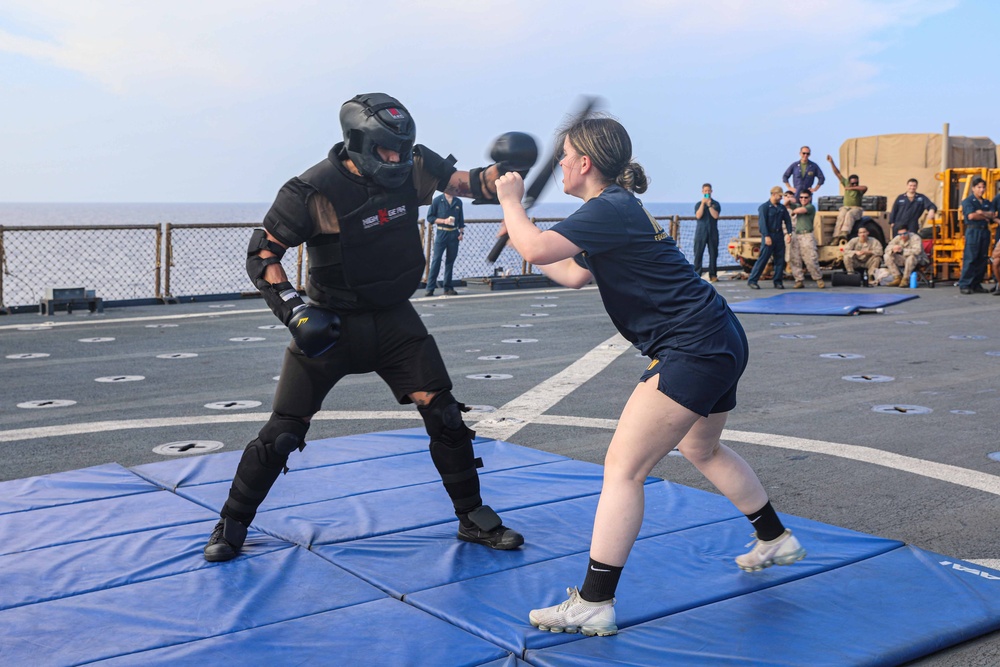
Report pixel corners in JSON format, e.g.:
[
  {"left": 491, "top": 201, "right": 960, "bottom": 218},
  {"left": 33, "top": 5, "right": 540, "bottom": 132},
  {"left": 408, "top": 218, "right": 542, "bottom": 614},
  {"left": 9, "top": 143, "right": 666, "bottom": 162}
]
[{"left": 246, "top": 228, "right": 287, "bottom": 289}]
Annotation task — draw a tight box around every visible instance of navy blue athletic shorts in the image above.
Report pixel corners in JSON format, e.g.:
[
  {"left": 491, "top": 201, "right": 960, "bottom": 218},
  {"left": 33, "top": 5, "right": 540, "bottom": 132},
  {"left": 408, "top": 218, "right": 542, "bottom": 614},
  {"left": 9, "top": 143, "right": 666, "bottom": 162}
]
[{"left": 638, "top": 311, "right": 749, "bottom": 417}]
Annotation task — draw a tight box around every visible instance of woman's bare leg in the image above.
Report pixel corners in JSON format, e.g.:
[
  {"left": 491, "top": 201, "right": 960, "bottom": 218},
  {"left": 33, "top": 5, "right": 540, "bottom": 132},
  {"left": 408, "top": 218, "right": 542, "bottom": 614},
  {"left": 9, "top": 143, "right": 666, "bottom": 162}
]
[
  {"left": 676, "top": 412, "right": 768, "bottom": 514},
  {"left": 589, "top": 377, "right": 702, "bottom": 566}
]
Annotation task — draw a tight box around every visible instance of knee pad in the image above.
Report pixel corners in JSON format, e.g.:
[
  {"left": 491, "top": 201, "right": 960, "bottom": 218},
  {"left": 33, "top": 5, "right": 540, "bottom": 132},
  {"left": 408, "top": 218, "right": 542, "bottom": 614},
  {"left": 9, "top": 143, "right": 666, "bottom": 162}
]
[
  {"left": 417, "top": 391, "right": 483, "bottom": 513},
  {"left": 221, "top": 414, "right": 310, "bottom": 525}
]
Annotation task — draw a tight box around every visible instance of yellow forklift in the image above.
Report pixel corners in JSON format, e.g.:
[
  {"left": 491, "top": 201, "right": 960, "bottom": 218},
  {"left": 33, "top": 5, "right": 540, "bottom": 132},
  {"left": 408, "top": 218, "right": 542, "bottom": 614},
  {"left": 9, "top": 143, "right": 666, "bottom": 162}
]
[{"left": 931, "top": 168, "right": 1000, "bottom": 281}]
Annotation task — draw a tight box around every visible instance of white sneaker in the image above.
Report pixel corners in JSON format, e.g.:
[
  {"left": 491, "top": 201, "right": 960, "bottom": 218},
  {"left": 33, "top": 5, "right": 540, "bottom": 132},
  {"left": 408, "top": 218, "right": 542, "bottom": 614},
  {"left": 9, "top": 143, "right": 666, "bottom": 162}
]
[
  {"left": 736, "top": 529, "right": 806, "bottom": 572},
  {"left": 529, "top": 587, "right": 617, "bottom": 636}
]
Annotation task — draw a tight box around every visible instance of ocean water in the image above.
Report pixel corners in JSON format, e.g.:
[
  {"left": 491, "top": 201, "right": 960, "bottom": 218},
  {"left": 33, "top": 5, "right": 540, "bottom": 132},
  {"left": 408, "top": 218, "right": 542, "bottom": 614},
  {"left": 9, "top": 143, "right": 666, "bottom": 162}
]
[
  {"left": 0, "top": 202, "right": 758, "bottom": 308},
  {"left": 0, "top": 201, "right": 760, "bottom": 226}
]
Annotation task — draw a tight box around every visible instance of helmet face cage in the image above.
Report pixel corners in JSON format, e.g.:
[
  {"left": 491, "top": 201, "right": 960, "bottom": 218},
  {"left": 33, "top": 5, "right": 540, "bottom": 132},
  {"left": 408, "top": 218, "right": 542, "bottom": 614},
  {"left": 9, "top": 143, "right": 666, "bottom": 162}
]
[{"left": 341, "top": 94, "right": 416, "bottom": 188}]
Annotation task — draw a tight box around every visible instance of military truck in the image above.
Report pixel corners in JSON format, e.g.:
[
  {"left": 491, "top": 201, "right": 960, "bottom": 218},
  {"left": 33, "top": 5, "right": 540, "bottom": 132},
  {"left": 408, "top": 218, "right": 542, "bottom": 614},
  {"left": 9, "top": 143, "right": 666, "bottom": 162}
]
[{"left": 726, "top": 203, "right": 889, "bottom": 274}]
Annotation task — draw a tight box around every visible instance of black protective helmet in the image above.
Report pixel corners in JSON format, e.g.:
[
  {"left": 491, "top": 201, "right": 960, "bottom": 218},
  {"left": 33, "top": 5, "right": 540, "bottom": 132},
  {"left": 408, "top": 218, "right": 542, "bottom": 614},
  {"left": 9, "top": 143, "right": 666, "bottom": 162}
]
[{"left": 340, "top": 93, "right": 415, "bottom": 188}]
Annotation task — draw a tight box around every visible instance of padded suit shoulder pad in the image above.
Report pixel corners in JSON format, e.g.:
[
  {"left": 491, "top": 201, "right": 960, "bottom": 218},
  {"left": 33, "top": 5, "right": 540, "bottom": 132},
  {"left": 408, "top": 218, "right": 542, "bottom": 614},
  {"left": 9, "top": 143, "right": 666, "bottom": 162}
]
[
  {"left": 414, "top": 145, "right": 457, "bottom": 192},
  {"left": 263, "top": 177, "right": 316, "bottom": 248}
]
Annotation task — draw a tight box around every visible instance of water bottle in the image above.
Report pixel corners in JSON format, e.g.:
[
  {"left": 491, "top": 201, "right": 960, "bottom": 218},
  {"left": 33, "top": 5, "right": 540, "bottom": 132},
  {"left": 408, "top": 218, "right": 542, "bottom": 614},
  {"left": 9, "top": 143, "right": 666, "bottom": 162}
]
[
  {"left": 862, "top": 271, "right": 869, "bottom": 287},
  {"left": 909, "top": 272, "right": 918, "bottom": 289}
]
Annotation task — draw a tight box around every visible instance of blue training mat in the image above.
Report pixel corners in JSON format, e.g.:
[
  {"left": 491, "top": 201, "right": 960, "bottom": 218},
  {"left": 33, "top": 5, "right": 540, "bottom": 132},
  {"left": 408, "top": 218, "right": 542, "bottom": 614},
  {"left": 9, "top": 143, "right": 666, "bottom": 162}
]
[
  {"left": 728, "top": 292, "right": 919, "bottom": 315},
  {"left": 0, "top": 429, "right": 998, "bottom": 666}
]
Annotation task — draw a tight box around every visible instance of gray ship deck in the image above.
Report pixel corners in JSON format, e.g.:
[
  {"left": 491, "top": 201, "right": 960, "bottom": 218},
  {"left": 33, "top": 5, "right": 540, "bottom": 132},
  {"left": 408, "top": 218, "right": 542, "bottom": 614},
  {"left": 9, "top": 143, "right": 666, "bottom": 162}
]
[{"left": 2, "top": 281, "right": 999, "bottom": 665}]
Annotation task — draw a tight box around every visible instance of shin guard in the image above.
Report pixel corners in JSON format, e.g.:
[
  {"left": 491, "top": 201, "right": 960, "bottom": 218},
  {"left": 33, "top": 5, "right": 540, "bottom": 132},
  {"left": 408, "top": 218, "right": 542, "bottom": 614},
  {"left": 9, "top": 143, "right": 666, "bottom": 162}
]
[
  {"left": 220, "top": 414, "right": 309, "bottom": 525},
  {"left": 417, "top": 391, "right": 483, "bottom": 514}
]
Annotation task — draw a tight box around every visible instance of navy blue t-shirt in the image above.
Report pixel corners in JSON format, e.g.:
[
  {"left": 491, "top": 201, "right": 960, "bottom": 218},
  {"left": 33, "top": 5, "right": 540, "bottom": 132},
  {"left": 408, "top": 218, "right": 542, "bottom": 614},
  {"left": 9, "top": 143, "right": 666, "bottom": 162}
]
[{"left": 552, "top": 185, "right": 732, "bottom": 356}]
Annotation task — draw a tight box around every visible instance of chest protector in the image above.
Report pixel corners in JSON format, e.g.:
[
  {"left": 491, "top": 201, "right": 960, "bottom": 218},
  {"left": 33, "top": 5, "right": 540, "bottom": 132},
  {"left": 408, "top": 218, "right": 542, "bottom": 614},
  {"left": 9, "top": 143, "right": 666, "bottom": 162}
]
[{"left": 300, "top": 146, "right": 424, "bottom": 310}]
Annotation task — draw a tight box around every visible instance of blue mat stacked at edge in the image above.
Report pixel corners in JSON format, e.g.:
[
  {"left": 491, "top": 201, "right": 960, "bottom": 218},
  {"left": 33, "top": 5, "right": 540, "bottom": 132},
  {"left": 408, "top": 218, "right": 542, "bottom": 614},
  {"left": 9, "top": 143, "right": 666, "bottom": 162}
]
[
  {"left": 728, "top": 292, "right": 919, "bottom": 315},
  {"left": 0, "top": 427, "right": 997, "bottom": 666}
]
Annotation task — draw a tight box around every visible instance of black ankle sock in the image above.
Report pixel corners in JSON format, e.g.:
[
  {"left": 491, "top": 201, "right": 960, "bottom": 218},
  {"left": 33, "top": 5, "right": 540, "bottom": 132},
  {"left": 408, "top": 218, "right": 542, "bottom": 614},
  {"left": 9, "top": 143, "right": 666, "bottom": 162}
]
[
  {"left": 745, "top": 501, "right": 785, "bottom": 542},
  {"left": 579, "top": 558, "right": 623, "bottom": 603}
]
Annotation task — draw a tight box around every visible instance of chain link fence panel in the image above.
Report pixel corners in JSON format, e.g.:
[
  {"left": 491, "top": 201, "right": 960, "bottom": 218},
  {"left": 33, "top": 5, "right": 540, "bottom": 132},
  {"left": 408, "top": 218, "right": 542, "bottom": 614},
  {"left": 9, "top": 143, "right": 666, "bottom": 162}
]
[
  {"left": 0, "top": 225, "right": 161, "bottom": 309},
  {"left": 0, "top": 215, "right": 751, "bottom": 311},
  {"left": 165, "top": 223, "right": 304, "bottom": 298}
]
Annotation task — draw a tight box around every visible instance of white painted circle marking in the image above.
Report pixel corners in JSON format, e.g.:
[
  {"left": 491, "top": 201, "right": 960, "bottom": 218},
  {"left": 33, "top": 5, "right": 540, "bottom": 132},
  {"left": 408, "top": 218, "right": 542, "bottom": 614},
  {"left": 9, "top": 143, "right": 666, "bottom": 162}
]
[
  {"left": 821, "top": 353, "right": 865, "bottom": 360},
  {"left": 258, "top": 324, "right": 283, "bottom": 330},
  {"left": 950, "top": 410, "right": 976, "bottom": 415},
  {"left": 6, "top": 353, "right": 50, "bottom": 359},
  {"left": 465, "top": 405, "right": 496, "bottom": 414},
  {"left": 520, "top": 313, "right": 549, "bottom": 317},
  {"left": 145, "top": 323, "right": 179, "bottom": 328},
  {"left": 530, "top": 304, "right": 558, "bottom": 308},
  {"left": 79, "top": 337, "right": 115, "bottom": 343},
  {"left": 423, "top": 303, "right": 447, "bottom": 308},
  {"left": 770, "top": 322, "right": 803, "bottom": 327},
  {"left": 153, "top": 440, "right": 225, "bottom": 456},
  {"left": 502, "top": 338, "right": 538, "bottom": 344},
  {"left": 988, "top": 452, "right": 1000, "bottom": 463},
  {"left": 204, "top": 400, "right": 263, "bottom": 410},
  {"left": 502, "top": 323, "right": 533, "bottom": 328},
  {"left": 986, "top": 351, "right": 1000, "bottom": 357},
  {"left": 535, "top": 296, "right": 559, "bottom": 299},
  {"left": 843, "top": 374, "right": 894, "bottom": 383},
  {"left": 950, "top": 335, "right": 987, "bottom": 340},
  {"left": 229, "top": 336, "right": 266, "bottom": 342},
  {"left": 872, "top": 404, "right": 932, "bottom": 415},
  {"left": 895, "top": 320, "right": 929, "bottom": 325},
  {"left": 209, "top": 304, "right": 236, "bottom": 308},
  {"left": 466, "top": 373, "right": 513, "bottom": 380},
  {"left": 667, "top": 449, "right": 684, "bottom": 457},
  {"left": 18, "top": 399, "right": 77, "bottom": 409},
  {"left": 478, "top": 354, "right": 520, "bottom": 361},
  {"left": 419, "top": 313, "right": 434, "bottom": 318},
  {"left": 272, "top": 375, "right": 281, "bottom": 381},
  {"left": 157, "top": 353, "right": 198, "bottom": 359},
  {"left": 465, "top": 349, "right": 482, "bottom": 353},
  {"left": 779, "top": 334, "right": 817, "bottom": 339},
  {"left": 95, "top": 375, "right": 145, "bottom": 383}
]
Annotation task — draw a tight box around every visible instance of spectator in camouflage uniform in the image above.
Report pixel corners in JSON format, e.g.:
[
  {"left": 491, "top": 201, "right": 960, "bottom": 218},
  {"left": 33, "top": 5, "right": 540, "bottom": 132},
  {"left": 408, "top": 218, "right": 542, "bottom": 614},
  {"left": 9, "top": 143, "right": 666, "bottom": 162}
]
[
  {"left": 883, "top": 228, "right": 925, "bottom": 287},
  {"left": 787, "top": 191, "right": 824, "bottom": 288},
  {"left": 826, "top": 155, "right": 867, "bottom": 242},
  {"left": 842, "top": 226, "right": 882, "bottom": 276}
]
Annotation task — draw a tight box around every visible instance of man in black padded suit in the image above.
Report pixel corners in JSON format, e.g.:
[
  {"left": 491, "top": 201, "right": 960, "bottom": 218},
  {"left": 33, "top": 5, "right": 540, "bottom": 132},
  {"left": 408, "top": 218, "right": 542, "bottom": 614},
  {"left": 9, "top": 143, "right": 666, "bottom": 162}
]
[{"left": 204, "top": 93, "right": 538, "bottom": 561}]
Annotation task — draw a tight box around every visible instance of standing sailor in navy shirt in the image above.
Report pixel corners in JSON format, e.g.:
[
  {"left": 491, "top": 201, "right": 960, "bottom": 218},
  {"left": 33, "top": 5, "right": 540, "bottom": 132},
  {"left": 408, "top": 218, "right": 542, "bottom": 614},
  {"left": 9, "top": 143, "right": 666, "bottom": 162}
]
[
  {"left": 425, "top": 192, "right": 465, "bottom": 296},
  {"left": 782, "top": 145, "right": 825, "bottom": 197},
  {"left": 496, "top": 116, "right": 805, "bottom": 637},
  {"left": 958, "top": 176, "right": 998, "bottom": 294},
  {"left": 889, "top": 178, "right": 937, "bottom": 235},
  {"left": 747, "top": 186, "right": 794, "bottom": 289},
  {"left": 692, "top": 183, "right": 722, "bottom": 282}
]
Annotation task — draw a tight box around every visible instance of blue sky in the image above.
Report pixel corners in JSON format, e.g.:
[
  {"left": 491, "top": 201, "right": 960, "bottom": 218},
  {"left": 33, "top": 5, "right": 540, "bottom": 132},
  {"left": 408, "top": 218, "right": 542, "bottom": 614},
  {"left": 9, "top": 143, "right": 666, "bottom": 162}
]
[{"left": 0, "top": 0, "right": 993, "bottom": 203}]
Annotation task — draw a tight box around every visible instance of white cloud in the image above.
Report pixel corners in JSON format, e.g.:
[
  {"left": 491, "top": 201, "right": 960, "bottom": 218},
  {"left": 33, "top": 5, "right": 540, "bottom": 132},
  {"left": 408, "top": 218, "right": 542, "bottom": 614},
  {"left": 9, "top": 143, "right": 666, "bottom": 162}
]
[
  {"left": 0, "top": 0, "right": 966, "bottom": 201},
  {"left": 0, "top": 0, "right": 956, "bottom": 97}
]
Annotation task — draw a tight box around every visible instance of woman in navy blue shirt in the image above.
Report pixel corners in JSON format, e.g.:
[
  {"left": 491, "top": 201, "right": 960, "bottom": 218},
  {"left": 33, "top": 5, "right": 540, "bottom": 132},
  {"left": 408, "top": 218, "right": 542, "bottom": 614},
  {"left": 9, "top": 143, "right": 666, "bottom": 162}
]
[{"left": 496, "top": 117, "right": 805, "bottom": 636}]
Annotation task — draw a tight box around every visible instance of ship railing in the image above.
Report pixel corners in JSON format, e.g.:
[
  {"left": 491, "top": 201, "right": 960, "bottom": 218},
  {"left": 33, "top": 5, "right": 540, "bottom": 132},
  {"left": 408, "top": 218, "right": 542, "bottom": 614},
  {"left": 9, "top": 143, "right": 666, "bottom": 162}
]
[{"left": 1, "top": 215, "right": 740, "bottom": 312}]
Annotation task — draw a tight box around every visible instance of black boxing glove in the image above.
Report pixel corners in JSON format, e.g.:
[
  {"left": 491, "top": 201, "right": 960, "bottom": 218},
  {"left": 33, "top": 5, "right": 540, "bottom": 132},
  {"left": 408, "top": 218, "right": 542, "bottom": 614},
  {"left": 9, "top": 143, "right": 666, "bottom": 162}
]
[
  {"left": 287, "top": 304, "right": 341, "bottom": 358},
  {"left": 469, "top": 132, "right": 538, "bottom": 205},
  {"left": 491, "top": 131, "right": 538, "bottom": 178}
]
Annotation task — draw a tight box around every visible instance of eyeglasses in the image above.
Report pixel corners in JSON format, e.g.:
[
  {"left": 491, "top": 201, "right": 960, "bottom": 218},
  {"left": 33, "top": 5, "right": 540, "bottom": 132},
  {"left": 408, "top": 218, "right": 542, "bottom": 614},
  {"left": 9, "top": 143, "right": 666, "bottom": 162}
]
[
  {"left": 801, "top": 152, "right": 810, "bottom": 156},
  {"left": 799, "top": 196, "right": 811, "bottom": 199}
]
